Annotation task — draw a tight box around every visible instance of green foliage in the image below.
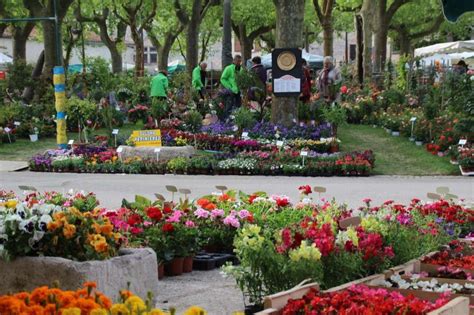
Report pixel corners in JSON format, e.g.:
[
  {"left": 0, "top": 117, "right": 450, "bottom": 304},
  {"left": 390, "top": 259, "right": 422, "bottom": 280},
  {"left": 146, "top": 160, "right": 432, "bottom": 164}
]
[
  {"left": 236, "top": 69, "right": 261, "bottom": 92},
  {"left": 150, "top": 98, "right": 170, "bottom": 122},
  {"left": 234, "top": 107, "right": 257, "bottom": 130},
  {"left": 395, "top": 56, "right": 409, "bottom": 92},
  {"left": 5, "top": 60, "right": 33, "bottom": 95},
  {"left": 65, "top": 97, "right": 97, "bottom": 130},
  {"left": 167, "top": 157, "right": 189, "bottom": 173},
  {"left": 184, "top": 110, "right": 203, "bottom": 133},
  {"left": 322, "top": 106, "right": 347, "bottom": 130}
]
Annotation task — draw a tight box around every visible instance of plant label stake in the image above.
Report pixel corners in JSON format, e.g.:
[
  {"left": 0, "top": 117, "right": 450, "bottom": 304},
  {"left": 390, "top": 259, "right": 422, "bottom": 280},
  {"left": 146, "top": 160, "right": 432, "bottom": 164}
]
[
  {"left": 166, "top": 185, "right": 178, "bottom": 202},
  {"left": 14, "top": 121, "right": 21, "bottom": 126},
  {"left": 179, "top": 188, "right": 191, "bottom": 200},
  {"left": 154, "top": 148, "right": 161, "bottom": 161},
  {"left": 458, "top": 139, "right": 467, "bottom": 147},
  {"left": 112, "top": 129, "right": 119, "bottom": 147},
  {"left": 215, "top": 185, "right": 227, "bottom": 195},
  {"left": 68, "top": 139, "right": 74, "bottom": 147},
  {"left": 242, "top": 132, "right": 249, "bottom": 139},
  {"left": 313, "top": 186, "right": 326, "bottom": 199},
  {"left": 410, "top": 117, "right": 416, "bottom": 141},
  {"left": 116, "top": 146, "right": 123, "bottom": 162},
  {"left": 4, "top": 127, "right": 11, "bottom": 143},
  {"left": 300, "top": 151, "right": 308, "bottom": 166}
]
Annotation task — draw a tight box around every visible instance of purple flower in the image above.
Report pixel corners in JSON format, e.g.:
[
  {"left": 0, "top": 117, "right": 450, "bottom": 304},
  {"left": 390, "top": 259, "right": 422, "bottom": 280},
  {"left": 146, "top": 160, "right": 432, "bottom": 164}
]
[
  {"left": 210, "top": 209, "right": 225, "bottom": 219},
  {"left": 223, "top": 215, "right": 240, "bottom": 228},
  {"left": 194, "top": 208, "right": 210, "bottom": 219},
  {"left": 396, "top": 213, "right": 411, "bottom": 225},
  {"left": 238, "top": 209, "right": 250, "bottom": 219},
  {"left": 185, "top": 220, "right": 196, "bottom": 228}
]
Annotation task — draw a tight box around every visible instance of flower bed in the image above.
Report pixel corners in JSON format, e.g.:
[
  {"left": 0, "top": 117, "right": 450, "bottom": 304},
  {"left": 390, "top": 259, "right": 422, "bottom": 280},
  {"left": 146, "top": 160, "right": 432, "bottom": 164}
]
[
  {"left": 0, "top": 282, "right": 206, "bottom": 314},
  {"left": 29, "top": 143, "right": 375, "bottom": 176}
]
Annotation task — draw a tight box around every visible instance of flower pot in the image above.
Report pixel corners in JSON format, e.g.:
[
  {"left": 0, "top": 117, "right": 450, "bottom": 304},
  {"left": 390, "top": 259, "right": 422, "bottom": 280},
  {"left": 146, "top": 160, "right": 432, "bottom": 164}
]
[
  {"left": 391, "top": 131, "right": 400, "bottom": 136},
  {"left": 385, "top": 128, "right": 392, "bottom": 134},
  {"left": 183, "top": 256, "right": 194, "bottom": 273},
  {"left": 415, "top": 141, "right": 423, "bottom": 146},
  {"left": 169, "top": 257, "right": 184, "bottom": 276},
  {"left": 158, "top": 262, "right": 165, "bottom": 280},
  {"left": 29, "top": 134, "right": 38, "bottom": 142},
  {"left": 409, "top": 137, "right": 415, "bottom": 142}
]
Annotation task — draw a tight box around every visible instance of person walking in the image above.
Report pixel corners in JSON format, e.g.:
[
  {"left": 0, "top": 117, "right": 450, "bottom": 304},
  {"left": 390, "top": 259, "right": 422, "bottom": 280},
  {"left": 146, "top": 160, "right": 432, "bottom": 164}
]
[
  {"left": 317, "top": 56, "right": 341, "bottom": 104},
  {"left": 300, "top": 58, "right": 312, "bottom": 103},
  {"left": 192, "top": 62, "right": 207, "bottom": 99},
  {"left": 250, "top": 56, "right": 267, "bottom": 86},
  {"left": 220, "top": 55, "right": 243, "bottom": 118},
  {"left": 150, "top": 70, "right": 169, "bottom": 101}
]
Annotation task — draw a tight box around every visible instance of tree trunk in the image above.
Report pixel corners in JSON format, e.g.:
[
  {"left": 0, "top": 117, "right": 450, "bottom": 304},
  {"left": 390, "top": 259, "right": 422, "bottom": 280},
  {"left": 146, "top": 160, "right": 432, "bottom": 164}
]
[
  {"left": 130, "top": 27, "right": 145, "bottom": 77},
  {"left": 355, "top": 14, "right": 364, "bottom": 86},
  {"left": 222, "top": 0, "right": 233, "bottom": 68},
  {"left": 42, "top": 19, "right": 59, "bottom": 77},
  {"left": 99, "top": 22, "right": 126, "bottom": 74},
  {"left": 373, "top": 0, "right": 387, "bottom": 73},
  {"left": 158, "top": 43, "right": 173, "bottom": 71},
  {"left": 22, "top": 50, "right": 45, "bottom": 102},
  {"left": 360, "top": 0, "right": 375, "bottom": 81},
  {"left": 186, "top": 0, "right": 202, "bottom": 76},
  {"left": 272, "top": 0, "right": 305, "bottom": 127},
  {"left": 398, "top": 32, "right": 412, "bottom": 57},
  {"left": 12, "top": 22, "right": 34, "bottom": 62},
  {"left": 322, "top": 18, "right": 333, "bottom": 56}
]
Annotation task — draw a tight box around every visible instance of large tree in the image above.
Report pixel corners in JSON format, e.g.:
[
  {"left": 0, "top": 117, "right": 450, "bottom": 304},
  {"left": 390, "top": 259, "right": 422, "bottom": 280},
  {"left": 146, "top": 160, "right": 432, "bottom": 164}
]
[
  {"left": 313, "top": 0, "right": 335, "bottom": 56},
  {"left": 26, "top": 0, "right": 75, "bottom": 76},
  {"left": 173, "top": 0, "right": 219, "bottom": 75},
  {"left": 75, "top": 1, "right": 127, "bottom": 73},
  {"left": 145, "top": 0, "right": 184, "bottom": 71},
  {"left": 222, "top": 0, "right": 232, "bottom": 67},
  {"left": 113, "top": 0, "right": 157, "bottom": 77},
  {"left": 231, "top": 0, "right": 275, "bottom": 62},
  {"left": 271, "top": 0, "right": 305, "bottom": 127}
]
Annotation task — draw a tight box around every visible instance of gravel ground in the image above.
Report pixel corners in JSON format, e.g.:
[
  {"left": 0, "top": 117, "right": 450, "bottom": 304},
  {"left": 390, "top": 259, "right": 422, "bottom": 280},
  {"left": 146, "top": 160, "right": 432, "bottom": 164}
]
[{"left": 155, "top": 269, "right": 244, "bottom": 314}]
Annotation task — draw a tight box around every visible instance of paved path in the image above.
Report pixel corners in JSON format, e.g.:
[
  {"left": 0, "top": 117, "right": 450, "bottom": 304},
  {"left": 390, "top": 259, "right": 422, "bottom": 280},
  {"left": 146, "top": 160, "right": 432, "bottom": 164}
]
[
  {"left": 1, "top": 171, "right": 472, "bottom": 208},
  {"left": 0, "top": 161, "right": 28, "bottom": 172}
]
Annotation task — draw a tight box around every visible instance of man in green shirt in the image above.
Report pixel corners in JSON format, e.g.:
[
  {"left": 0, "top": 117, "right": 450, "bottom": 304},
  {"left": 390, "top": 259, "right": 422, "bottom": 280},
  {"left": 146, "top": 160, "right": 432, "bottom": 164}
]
[
  {"left": 220, "top": 55, "right": 242, "bottom": 119},
  {"left": 192, "top": 62, "right": 207, "bottom": 99},
  {"left": 150, "top": 70, "right": 169, "bottom": 100}
]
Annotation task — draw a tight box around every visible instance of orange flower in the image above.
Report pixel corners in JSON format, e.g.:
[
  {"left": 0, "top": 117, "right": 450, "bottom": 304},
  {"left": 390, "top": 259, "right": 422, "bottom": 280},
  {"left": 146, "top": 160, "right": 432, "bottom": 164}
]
[
  {"left": 119, "top": 290, "right": 133, "bottom": 301},
  {"left": 75, "top": 298, "right": 100, "bottom": 313},
  {"left": 97, "top": 294, "right": 112, "bottom": 309},
  {"left": 63, "top": 224, "right": 77, "bottom": 239},
  {"left": 100, "top": 223, "right": 114, "bottom": 237},
  {"left": 84, "top": 282, "right": 97, "bottom": 289},
  {"left": 47, "top": 221, "right": 61, "bottom": 231},
  {"left": 89, "top": 234, "right": 108, "bottom": 253}
]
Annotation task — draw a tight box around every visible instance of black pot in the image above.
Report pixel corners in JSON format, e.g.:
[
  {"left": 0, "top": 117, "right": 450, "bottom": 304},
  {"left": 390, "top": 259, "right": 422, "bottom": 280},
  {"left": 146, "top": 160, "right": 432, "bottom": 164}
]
[{"left": 244, "top": 304, "right": 263, "bottom": 315}]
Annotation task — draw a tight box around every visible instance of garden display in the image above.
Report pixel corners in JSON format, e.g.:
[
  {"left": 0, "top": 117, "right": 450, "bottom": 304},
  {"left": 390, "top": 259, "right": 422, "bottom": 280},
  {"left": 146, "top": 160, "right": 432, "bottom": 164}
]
[{"left": 1, "top": 185, "right": 473, "bottom": 313}]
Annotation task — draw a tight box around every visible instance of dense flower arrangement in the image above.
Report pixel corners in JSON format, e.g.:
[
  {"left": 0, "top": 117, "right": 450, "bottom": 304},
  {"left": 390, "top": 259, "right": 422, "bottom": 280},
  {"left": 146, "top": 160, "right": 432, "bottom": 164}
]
[
  {"left": 421, "top": 242, "right": 474, "bottom": 270},
  {"left": 29, "top": 143, "right": 375, "bottom": 176},
  {"left": 281, "top": 285, "right": 450, "bottom": 315},
  {"left": 0, "top": 192, "right": 121, "bottom": 261},
  {"left": 380, "top": 274, "right": 474, "bottom": 294},
  {"left": 0, "top": 282, "right": 207, "bottom": 315}
]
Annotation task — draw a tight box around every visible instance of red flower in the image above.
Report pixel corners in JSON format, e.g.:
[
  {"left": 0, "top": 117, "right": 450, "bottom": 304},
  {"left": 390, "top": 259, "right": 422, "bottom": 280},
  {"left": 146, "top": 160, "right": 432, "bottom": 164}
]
[
  {"left": 340, "top": 85, "right": 348, "bottom": 94},
  {"left": 298, "top": 185, "right": 312, "bottom": 195},
  {"left": 248, "top": 194, "right": 258, "bottom": 204},
  {"left": 162, "top": 223, "right": 174, "bottom": 233},
  {"left": 127, "top": 214, "right": 142, "bottom": 226},
  {"left": 146, "top": 206, "right": 163, "bottom": 221}
]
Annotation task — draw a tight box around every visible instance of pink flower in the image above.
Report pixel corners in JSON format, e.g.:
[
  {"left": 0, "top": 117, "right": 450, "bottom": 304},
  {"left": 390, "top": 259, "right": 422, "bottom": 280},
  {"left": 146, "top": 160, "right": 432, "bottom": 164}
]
[
  {"left": 143, "top": 221, "right": 153, "bottom": 227},
  {"left": 63, "top": 201, "right": 72, "bottom": 207},
  {"left": 166, "top": 210, "right": 183, "bottom": 223},
  {"left": 223, "top": 215, "right": 240, "bottom": 228},
  {"left": 238, "top": 210, "right": 250, "bottom": 219},
  {"left": 194, "top": 208, "right": 210, "bottom": 219},
  {"left": 185, "top": 220, "right": 196, "bottom": 228},
  {"left": 383, "top": 200, "right": 394, "bottom": 205},
  {"left": 130, "top": 227, "right": 143, "bottom": 235},
  {"left": 210, "top": 209, "right": 225, "bottom": 219},
  {"left": 362, "top": 198, "right": 372, "bottom": 204}
]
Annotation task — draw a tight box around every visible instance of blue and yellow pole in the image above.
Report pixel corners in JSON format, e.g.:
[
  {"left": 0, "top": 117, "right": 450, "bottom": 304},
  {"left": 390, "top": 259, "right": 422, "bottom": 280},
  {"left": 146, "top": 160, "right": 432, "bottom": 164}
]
[{"left": 54, "top": 66, "right": 67, "bottom": 149}]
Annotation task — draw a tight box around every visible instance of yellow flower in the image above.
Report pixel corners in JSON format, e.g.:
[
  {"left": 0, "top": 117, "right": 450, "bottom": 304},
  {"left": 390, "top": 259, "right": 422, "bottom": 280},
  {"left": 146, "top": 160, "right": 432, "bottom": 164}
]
[
  {"left": 5, "top": 200, "right": 17, "bottom": 208},
  {"left": 90, "top": 234, "right": 108, "bottom": 253},
  {"left": 148, "top": 309, "right": 169, "bottom": 315},
  {"left": 63, "top": 223, "right": 77, "bottom": 239},
  {"left": 125, "top": 296, "right": 146, "bottom": 313},
  {"left": 183, "top": 306, "right": 207, "bottom": 315},
  {"left": 62, "top": 308, "right": 82, "bottom": 315},
  {"left": 91, "top": 310, "right": 108, "bottom": 315},
  {"left": 110, "top": 304, "right": 130, "bottom": 315},
  {"left": 68, "top": 207, "right": 82, "bottom": 217},
  {"left": 289, "top": 241, "right": 322, "bottom": 262}
]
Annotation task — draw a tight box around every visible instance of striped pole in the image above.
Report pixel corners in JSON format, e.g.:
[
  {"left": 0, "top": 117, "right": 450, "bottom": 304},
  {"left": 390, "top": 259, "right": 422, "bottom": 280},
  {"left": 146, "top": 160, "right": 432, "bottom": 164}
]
[{"left": 53, "top": 66, "right": 67, "bottom": 149}]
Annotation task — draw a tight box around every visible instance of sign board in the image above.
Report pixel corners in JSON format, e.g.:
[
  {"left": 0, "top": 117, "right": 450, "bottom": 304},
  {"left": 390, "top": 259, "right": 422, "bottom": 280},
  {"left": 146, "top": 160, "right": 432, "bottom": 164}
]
[
  {"left": 14, "top": 121, "right": 21, "bottom": 126},
  {"left": 112, "top": 129, "right": 119, "bottom": 135},
  {"left": 68, "top": 139, "right": 74, "bottom": 145},
  {"left": 276, "top": 140, "right": 284, "bottom": 147},
  {"left": 458, "top": 139, "right": 467, "bottom": 146},
  {"left": 410, "top": 117, "right": 417, "bottom": 122},
  {"left": 272, "top": 48, "right": 302, "bottom": 97},
  {"left": 129, "top": 129, "right": 162, "bottom": 147},
  {"left": 300, "top": 151, "right": 308, "bottom": 156},
  {"left": 4, "top": 127, "right": 11, "bottom": 133}
]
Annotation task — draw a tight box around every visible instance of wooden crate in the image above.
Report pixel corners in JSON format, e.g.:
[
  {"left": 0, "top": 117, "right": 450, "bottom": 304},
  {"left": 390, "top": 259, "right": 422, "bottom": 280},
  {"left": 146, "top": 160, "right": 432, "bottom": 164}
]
[{"left": 426, "top": 297, "right": 470, "bottom": 315}]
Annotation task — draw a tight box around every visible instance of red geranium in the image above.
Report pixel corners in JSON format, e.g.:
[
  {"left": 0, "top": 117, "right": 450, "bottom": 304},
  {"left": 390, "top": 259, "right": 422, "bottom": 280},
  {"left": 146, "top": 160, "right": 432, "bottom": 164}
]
[
  {"left": 162, "top": 223, "right": 174, "bottom": 233},
  {"left": 127, "top": 214, "right": 142, "bottom": 226},
  {"left": 298, "top": 185, "right": 312, "bottom": 195},
  {"left": 146, "top": 206, "right": 163, "bottom": 221}
]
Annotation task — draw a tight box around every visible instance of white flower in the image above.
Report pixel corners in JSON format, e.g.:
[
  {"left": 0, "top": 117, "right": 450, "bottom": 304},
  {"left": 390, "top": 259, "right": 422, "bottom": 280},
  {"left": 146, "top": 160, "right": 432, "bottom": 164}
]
[{"left": 19, "top": 219, "right": 35, "bottom": 234}]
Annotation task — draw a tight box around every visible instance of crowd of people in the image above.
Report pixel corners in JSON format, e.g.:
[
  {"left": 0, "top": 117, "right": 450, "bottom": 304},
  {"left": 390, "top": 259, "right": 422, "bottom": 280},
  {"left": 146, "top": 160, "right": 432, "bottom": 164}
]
[{"left": 149, "top": 54, "right": 343, "bottom": 120}]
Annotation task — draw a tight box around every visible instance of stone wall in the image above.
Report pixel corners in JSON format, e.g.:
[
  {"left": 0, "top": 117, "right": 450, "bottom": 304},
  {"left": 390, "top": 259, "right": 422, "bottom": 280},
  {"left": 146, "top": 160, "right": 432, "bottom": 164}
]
[{"left": 0, "top": 248, "right": 159, "bottom": 301}]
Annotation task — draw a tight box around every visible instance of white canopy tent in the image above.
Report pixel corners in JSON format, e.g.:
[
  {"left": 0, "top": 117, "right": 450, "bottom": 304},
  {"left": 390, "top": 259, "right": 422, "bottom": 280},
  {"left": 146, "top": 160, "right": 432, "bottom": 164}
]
[
  {"left": 414, "top": 40, "right": 474, "bottom": 57},
  {"left": 0, "top": 52, "right": 13, "bottom": 64}
]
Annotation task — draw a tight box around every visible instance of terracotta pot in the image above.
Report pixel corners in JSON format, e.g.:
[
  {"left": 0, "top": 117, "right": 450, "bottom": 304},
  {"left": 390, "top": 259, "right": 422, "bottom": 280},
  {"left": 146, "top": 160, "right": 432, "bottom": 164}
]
[
  {"left": 158, "top": 263, "right": 165, "bottom": 280},
  {"left": 183, "top": 256, "right": 194, "bottom": 273},
  {"left": 169, "top": 257, "right": 184, "bottom": 276}
]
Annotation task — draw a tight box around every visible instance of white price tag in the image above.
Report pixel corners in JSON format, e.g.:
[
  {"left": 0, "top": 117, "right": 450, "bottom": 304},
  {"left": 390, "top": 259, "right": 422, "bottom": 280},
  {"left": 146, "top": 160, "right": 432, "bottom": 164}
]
[
  {"left": 232, "top": 125, "right": 238, "bottom": 132},
  {"left": 299, "top": 122, "right": 304, "bottom": 127},
  {"left": 14, "top": 121, "right": 21, "bottom": 126},
  {"left": 154, "top": 148, "right": 161, "bottom": 153},
  {"left": 275, "top": 133, "right": 280, "bottom": 139},
  {"left": 458, "top": 139, "right": 467, "bottom": 146},
  {"left": 410, "top": 117, "right": 417, "bottom": 122},
  {"left": 292, "top": 118, "right": 297, "bottom": 123},
  {"left": 112, "top": 129, "right": 119, "bottom": 135},
  {"left": 4, "top": 127, "right": 11, "bottom": 133},
  {"left": 276, "top": 140, "right": 284, "bottom": 147},
  {"left": 300, "top": 151, "right": 308, "bottom": 157},
  {"left": 242, "top": 132, "right": 249, "bottom": 138},
  {"left": 68, "top": 139, "right": 74, "bottom": 145},
  {"left": 310, "top": 120, "right": 316, "bottom": 126},
  {"left": 116, "top": 146, "right": 123, "bottom": 153}
]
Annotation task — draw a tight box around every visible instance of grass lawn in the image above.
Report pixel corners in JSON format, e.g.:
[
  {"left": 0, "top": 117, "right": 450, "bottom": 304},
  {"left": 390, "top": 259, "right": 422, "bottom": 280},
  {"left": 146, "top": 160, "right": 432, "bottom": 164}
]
[{"left": 339, "top": 124, "right": 459, "bottom": 176}]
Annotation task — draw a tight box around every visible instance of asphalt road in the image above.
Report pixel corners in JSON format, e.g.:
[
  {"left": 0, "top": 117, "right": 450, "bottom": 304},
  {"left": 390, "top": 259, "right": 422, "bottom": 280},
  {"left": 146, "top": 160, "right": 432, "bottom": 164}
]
[{"left": 1, "top": 171, "right": 473, "bottom": 208}]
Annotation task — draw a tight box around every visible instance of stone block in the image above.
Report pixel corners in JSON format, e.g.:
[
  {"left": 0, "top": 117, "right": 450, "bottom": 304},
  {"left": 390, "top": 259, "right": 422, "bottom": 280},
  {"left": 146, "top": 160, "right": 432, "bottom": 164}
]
[
  {"left": 0, "top": 248, "right": 159, "bottom": 301},
  {"left": 118, "top": 146, "right": 195, "bottom": 162}
]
